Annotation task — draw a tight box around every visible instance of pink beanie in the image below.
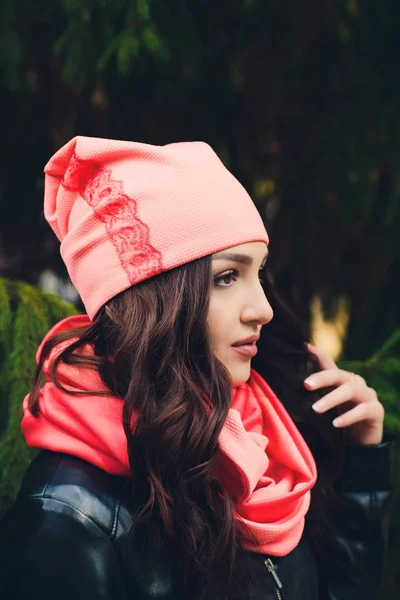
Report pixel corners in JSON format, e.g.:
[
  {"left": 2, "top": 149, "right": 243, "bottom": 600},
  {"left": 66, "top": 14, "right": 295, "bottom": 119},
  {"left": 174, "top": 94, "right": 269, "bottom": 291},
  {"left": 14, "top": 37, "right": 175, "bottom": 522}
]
[{"left": 44, "top": 136, "right": 269, "bottom": 319}]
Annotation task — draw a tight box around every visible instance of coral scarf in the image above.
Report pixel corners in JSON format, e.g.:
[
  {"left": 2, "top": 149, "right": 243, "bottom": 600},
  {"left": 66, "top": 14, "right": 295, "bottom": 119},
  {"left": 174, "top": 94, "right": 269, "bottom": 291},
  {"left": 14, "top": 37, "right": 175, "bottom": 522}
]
[{"left": 21, "top": 315, "right": 317, "bottom": 557}]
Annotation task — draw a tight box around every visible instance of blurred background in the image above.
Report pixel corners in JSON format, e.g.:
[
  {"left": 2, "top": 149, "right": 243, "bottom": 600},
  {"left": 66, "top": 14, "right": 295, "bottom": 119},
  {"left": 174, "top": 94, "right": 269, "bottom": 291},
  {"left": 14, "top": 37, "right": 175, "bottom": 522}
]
[{"left": 0, "top": 1, "right": 399, "bottom": 597}]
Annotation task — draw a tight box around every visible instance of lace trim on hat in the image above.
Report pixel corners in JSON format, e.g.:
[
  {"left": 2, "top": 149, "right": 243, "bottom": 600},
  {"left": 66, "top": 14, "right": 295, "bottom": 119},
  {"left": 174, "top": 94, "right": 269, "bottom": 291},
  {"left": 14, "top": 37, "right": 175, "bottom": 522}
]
[{"left": 62, "top": 153, "right": 163, "bottom": 283}]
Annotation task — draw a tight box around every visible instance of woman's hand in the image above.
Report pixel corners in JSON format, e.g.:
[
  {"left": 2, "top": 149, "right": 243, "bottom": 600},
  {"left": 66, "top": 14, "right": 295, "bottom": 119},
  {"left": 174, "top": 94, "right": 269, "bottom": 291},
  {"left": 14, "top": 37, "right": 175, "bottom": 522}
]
[{"left": 304, "top": 343, "right": 384, "bottom": 446}]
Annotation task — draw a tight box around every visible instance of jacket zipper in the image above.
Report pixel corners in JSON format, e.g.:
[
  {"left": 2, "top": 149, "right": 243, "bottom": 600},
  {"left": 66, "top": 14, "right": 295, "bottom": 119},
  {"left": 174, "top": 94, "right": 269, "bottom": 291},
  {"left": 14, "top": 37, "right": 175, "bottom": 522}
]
[{"left": 264, "top": 558, "right": 284, "bottom": 600}]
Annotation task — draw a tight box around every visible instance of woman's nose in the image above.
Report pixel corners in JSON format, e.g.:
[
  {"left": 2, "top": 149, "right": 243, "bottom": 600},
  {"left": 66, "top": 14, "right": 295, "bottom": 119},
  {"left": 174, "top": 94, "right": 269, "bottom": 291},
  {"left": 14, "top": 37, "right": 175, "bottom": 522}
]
[{"left": 241, "top": 285, "right": 274, "bottom": 326}]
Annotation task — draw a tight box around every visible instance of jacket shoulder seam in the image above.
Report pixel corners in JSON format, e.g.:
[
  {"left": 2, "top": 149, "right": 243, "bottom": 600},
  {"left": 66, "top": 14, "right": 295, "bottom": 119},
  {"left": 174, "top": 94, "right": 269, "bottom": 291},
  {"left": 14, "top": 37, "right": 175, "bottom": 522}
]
[
  {"left": 28, "top": 494, "right": 115, "bottom": 540},
  {"left": 41, "top": 454, "right": 63, "bottom": 497}
]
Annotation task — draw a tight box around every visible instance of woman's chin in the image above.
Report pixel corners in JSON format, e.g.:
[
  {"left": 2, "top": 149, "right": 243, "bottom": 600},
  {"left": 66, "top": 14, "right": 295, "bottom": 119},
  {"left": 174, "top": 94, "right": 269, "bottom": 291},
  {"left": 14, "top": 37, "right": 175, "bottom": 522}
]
[{"left": 229, "top": 363, "right": 251, "bottom": 387}]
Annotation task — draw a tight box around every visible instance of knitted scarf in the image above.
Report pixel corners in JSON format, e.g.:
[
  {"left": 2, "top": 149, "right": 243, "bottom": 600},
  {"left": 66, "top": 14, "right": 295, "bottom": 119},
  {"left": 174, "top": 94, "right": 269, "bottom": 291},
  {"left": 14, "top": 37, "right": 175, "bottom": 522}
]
[{"left": 21, "top": 315, "right": 317, "bottom": 557}]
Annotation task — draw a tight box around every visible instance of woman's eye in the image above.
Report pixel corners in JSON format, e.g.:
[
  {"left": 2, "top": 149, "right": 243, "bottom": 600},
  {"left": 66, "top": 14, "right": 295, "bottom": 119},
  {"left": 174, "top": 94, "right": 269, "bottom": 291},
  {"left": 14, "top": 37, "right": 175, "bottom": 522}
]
[{"left": 214, "top": 269, "right": 238, "bottom": 287}]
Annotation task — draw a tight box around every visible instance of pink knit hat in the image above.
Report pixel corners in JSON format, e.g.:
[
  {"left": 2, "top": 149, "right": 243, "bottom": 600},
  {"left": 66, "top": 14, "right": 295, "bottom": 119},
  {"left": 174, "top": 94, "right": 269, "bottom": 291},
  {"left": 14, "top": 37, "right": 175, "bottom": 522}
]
[{"left": 44, "top": 136, "right": 269, "bottom": 319}]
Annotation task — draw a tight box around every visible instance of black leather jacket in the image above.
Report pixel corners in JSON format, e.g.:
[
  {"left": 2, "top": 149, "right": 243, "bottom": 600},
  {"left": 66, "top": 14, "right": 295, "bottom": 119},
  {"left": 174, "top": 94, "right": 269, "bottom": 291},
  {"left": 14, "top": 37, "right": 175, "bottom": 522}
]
[{"left": 0, "top": 441, "right": 393, "bottom": 600}]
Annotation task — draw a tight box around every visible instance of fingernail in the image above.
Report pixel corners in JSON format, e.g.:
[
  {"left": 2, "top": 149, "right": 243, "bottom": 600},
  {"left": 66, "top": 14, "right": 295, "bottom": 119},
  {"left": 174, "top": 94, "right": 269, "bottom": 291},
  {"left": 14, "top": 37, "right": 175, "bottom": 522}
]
[
  {"left": 312, "top": 400, "right": 326, "bottom": 412},
  {"left": 304, "top": 377, "right": 314, "bottom": 388},
  {"left": 332, "top": 417, "right": 342, "bottom": 427}
]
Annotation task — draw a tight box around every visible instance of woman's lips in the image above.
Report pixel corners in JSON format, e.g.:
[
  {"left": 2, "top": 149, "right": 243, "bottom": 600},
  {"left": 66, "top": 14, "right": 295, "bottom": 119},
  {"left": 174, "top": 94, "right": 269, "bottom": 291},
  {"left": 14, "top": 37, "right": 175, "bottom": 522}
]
[{"left": 231, "top": 343, "right": 258, "bottom": 358}]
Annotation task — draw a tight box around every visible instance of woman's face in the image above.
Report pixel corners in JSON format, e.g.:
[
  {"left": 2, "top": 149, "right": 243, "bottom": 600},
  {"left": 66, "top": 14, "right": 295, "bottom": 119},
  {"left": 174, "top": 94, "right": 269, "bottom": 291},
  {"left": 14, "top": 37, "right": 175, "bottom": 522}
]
[{"left": 207, "top": 241, "right": 273, "bottom": 387}]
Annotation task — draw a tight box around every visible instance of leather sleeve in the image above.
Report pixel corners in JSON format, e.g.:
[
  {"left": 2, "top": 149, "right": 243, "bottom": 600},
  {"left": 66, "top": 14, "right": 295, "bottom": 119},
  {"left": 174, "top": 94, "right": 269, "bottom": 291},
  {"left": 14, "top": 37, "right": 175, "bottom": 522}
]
[
  {"left": 0, "top": 496, "right": 129, "bottom": 600},
  {"left": 318, "top": 437, "right": 394, "bottom": 600}
]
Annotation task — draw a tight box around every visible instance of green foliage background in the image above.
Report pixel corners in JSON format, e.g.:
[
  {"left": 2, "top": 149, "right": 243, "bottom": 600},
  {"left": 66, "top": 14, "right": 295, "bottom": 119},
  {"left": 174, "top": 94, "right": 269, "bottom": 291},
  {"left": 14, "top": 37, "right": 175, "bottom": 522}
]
[
  {"left": 0, "top": 1, "right": 399, "bottom": 597},
  {"left": 0, "top": 280, "right": 78, "bottom": 508}
]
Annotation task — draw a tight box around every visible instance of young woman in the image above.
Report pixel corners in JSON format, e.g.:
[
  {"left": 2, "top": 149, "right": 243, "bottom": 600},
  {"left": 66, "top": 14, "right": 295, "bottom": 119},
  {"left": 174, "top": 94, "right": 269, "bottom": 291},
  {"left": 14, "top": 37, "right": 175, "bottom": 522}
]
[{"left": 0, "top": 136, "right": 392, "bottom": 600}]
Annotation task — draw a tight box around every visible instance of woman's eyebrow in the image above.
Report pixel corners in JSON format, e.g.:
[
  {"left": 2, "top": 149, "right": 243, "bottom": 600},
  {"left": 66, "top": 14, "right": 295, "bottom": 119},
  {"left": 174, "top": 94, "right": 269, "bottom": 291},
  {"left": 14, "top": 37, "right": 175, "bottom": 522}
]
[{"left": 212, "top": 251, "right": 269, "bottom": 266}]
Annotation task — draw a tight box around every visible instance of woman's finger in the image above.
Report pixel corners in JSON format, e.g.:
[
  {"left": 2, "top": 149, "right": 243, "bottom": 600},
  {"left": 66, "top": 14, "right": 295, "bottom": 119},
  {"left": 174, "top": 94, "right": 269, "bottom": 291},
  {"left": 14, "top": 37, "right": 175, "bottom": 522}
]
[
  {"left": 304, "top": 368, "right": 364, "bottom": 391},
  {"left": 311, "top": 382, "right": 355, "bottom": 413},
  {"left": 306, "top": 343, "right": 338, "bottom": 371},
  {"left": 331, "top": 401, "right": 383, "bottom": 428}
]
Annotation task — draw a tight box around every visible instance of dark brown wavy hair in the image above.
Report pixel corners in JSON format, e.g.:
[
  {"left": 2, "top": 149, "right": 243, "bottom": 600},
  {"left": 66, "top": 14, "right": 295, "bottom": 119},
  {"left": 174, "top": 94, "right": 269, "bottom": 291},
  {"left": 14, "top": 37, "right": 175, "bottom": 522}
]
[{"left": 28, "top": 256, "right": 345, "bottom": 599}]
